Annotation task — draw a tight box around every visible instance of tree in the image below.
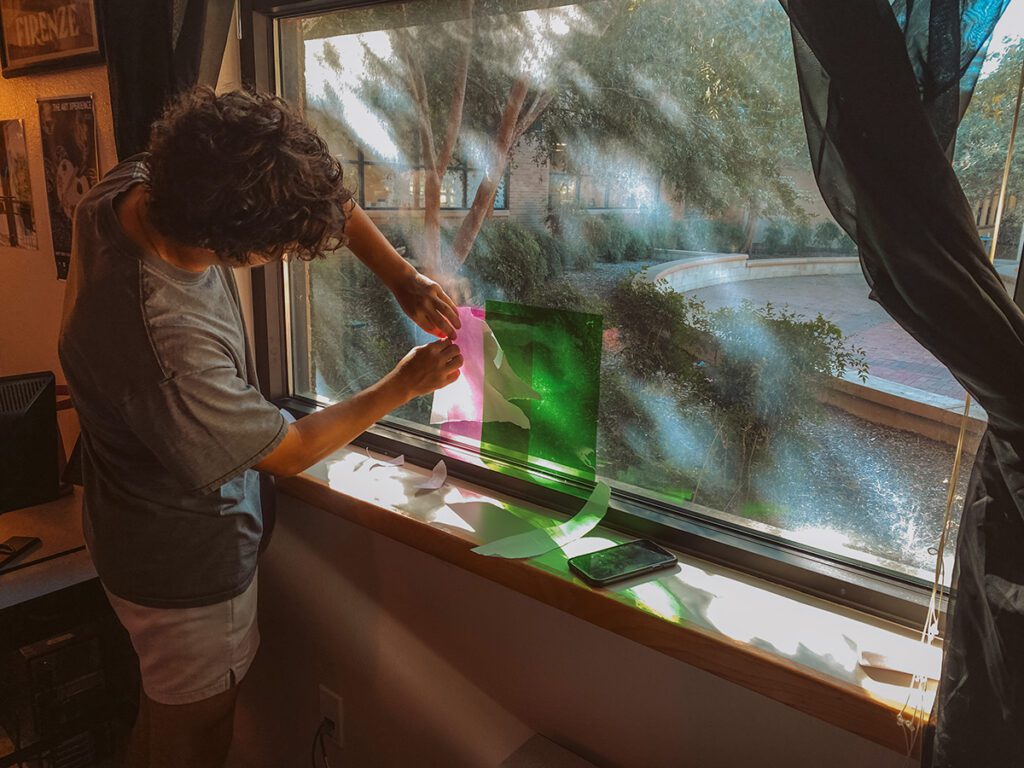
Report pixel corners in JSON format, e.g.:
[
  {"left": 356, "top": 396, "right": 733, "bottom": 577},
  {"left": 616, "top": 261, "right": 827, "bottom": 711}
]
[
  {"left": 296, "top": 0, "right": 809, "bottom": 277},
  {"left": 955, "top": 38, "right": 1024, "bottom": 211}
]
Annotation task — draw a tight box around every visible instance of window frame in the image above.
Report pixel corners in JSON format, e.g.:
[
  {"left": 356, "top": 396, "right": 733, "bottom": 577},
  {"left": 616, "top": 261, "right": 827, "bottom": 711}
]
[{"left": 240, "top": 0, "right": 987, "bottom": 629}]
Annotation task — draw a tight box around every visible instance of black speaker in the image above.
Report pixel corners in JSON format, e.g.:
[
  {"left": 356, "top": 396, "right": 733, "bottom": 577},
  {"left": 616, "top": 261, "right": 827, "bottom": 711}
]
[{"left": 0, "top": 371, "right": 60, "bottom": 513}]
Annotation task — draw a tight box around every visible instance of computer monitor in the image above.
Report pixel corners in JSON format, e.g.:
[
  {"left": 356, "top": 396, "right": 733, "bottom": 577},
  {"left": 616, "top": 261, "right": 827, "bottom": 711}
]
[{"left": 0, "top": 371, "right": 60, "bottom": 513}]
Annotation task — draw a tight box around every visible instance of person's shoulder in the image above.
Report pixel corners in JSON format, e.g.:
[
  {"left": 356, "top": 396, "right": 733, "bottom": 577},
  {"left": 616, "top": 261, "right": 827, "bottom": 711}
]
[{"left": 75, "top": 154, "right": 150, "bottom": 227}]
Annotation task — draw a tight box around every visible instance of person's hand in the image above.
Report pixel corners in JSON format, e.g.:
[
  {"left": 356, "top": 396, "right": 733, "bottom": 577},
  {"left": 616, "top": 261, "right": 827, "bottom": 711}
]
[
  {"left": 391, "top": 339, "right": 463, "bottom": 399},
  {"left": 391, "top": 271, "right": 461, "bottom": 339}
]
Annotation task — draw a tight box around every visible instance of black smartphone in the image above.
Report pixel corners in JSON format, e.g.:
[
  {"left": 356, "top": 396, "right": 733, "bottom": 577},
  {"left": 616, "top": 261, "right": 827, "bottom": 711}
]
[{"left": 568, "top": 539, "right": 678, "bottom": 587}]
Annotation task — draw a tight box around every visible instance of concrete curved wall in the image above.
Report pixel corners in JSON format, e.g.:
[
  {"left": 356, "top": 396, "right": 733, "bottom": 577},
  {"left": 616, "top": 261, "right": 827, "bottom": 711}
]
[{"left": 644, "top": 251, "right": 861, "bottom": 293}]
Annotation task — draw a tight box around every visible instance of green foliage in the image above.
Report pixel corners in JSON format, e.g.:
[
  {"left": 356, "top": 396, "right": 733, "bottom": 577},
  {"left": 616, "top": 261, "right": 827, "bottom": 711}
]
[
  {"left": 605, "top": 277, "right": 869, "bottom": 500},
  {"left": 667, "top": 219, "right": 746, "bottom": 252},
  {"left": 813, "top": 220, "right": 843, "bottom": 249},
  {"left": 549, "top": 209, "right": 652, "bottom": 264},
  {"left": 607, "top": 277, "right": 711, "bottom": 380},
  {"left": 707, "top": 301, "right": 868, "bottom": 435},
  {"left": 465, "top": 219, "right": 548, "bottom": 302},
  {"left": 761, "top": 221, "right": 788, "bottom": 252},
  {"left": 955, "top": 39, "right": 1024, "bottom": 205},
  {"left": 524, "top": 279, "right": 598, "bottom": 314},
  {"left": 787, "top": 222, "right": 812, "bottom": 250},
  {"left": 305, "top": 0, "right": 809, "bottom": 265}
]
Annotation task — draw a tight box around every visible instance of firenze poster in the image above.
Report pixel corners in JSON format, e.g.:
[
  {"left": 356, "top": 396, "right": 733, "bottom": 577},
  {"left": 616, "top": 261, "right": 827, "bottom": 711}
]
[
  {"left": 0, "top": 118, "right": 37, "bottom": 249},
  {"left": 38, "top": 94, "right": 96, "bottom": 279},
  {"left": 0, "top": 0, "right": 101, "bottom": 77}
]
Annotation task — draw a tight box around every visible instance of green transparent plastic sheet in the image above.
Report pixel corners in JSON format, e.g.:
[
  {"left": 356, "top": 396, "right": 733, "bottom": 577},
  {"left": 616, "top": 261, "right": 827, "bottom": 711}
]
[
  {"left": 471, "top": 482, "right": 611, "bottom": 558},
  {"left": 481, "top": 301, "right": 603, "bottom": 481}
]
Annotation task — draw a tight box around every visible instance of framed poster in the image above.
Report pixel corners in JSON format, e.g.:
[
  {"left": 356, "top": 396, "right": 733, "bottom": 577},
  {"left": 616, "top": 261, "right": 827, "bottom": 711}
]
[
  {"left": 0, "top": 118, "right": 37, "bottom": 249},
  {"left": 38, "top": 95, "right": 96, "bottom": 279},
  {"left": 0, "top": 0, "right": 101, "bottom": 78}
]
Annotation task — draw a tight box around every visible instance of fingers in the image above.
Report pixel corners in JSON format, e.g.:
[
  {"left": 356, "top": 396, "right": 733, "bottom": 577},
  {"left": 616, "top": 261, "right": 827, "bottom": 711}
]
[
  {"left": 430, "top": 307, "right": 458, "bottom": 340},
  {"left": 432, "top": 286, "right": 461, "bottom": 329},
  {"left": 428, "top": 338, "right": 455, "bottom": 355},
  {"left": 433, "top": 298, "right": 460, "bottom": 339}
]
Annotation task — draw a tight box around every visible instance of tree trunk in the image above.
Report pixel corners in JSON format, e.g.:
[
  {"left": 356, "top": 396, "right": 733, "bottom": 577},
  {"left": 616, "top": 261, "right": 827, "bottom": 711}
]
[
  {"left": 452, "top": 77, "right": 531, "bottom": 263},
  {"left": 742, "top": 204, "right": 758, "bottom": 254},
  {"left": 421, "top": 170, "right": 443, "bottom": 277}
]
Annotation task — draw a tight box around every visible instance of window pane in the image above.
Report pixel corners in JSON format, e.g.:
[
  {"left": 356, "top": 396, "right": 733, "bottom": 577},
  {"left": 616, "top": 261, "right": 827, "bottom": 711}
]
[
  {"left": 279, "top": 0, "right": 1002, "bottom": 582},
  {"left": 955, "top": 13, "right": 1024, "bottom": 292}
]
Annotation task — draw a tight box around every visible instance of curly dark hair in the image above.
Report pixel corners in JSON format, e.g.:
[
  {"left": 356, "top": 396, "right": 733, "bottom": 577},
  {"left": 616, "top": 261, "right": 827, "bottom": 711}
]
[{"left": 146, "top": 87, "right": 352, "bottom": 264}]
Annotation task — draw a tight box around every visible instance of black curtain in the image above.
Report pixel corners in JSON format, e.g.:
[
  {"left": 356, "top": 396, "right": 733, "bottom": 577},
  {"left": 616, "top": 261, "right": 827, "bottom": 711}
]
[
  {"left": 100, "top": 0, "right": 235, "bottom": 159},
  {"left": 778, "top": 1, "right": 1024, "bottom": 765}
]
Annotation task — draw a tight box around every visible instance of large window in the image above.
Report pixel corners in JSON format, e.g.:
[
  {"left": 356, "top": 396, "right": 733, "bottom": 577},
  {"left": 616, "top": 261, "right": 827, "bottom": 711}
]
[{"left": 273, "top": 0, "right": 1024, "bottom": 605}]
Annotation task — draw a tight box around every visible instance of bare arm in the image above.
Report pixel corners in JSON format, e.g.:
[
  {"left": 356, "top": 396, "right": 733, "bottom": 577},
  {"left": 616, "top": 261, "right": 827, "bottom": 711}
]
[
  {"left": 256, "top": 339, "right": 462, "bottom": 477},
  {"left": 344, "top": 203, "right": 461, "bottom": 339}
]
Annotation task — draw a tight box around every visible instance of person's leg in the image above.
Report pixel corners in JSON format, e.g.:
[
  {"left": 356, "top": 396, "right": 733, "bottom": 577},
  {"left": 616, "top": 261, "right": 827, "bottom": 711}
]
[
  {"left": 146, "top": 682, "right": 239, "bottom": 768},
  {"left": 125, "top": 692, "right": 150, "bottom": 768}
]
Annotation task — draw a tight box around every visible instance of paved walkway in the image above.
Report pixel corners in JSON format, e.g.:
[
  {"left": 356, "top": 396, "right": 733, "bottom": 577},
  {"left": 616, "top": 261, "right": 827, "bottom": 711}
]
[{"left": 687, "top": 274, "right": 968, "bottom": 400}]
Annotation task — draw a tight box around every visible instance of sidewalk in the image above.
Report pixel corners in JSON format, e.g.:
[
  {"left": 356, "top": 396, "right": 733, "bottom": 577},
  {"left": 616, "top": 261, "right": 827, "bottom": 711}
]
[{"left": 686, "top": 274, "right": 968, "bottom": 400}]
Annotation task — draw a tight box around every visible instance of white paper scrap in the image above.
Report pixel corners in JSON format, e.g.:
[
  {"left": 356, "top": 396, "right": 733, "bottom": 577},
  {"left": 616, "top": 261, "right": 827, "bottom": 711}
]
[
  {"left": 366, "top": 449, "right": 405, "bottom": 468},
  {"left": 471, "top": 482, "right": 611, "bottom": 559},
  {"left": 416, "top": 460, "right": 447, "bottom": 490},
  {"left": 858, "top": 645, "right": 943, "bottom": 681}
]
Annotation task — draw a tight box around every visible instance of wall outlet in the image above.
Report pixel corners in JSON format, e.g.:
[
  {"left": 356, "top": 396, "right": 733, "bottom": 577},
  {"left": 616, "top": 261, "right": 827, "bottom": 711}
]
[{"left": 318, "top": 684, "right": 344, "bottom": 747}]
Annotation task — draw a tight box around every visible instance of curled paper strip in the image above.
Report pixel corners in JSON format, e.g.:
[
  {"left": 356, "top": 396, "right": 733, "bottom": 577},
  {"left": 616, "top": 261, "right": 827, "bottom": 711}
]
[
  {"left": 416, "top": 459, "right": 447, "bottom": 491},
  {"left": 471, "top": 482, "right": 611, "bottom": 559},
  {"left": 366, "top": 450, "right": 405, "bottom": 468}
]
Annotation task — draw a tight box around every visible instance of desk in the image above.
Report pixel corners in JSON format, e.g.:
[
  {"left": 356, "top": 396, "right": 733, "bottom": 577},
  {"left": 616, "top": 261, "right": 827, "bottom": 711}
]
[{"left": 0, "top": 489, "right": 95, "bottom": 610}]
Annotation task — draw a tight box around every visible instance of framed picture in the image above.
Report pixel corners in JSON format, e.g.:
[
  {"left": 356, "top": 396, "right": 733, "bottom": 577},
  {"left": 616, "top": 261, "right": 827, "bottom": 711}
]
[
  {"left": 38, "top": 95, "right": 97, "bottom": 279},
  {"left": 0, "top": 0, "right": 102, "bottom": 78},
  {"left": 0, "top": 118, "right": 37, "bottom": 250}
]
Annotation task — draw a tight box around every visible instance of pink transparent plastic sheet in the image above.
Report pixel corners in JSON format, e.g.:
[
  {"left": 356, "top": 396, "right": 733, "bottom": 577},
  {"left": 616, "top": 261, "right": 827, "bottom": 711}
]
[{"left": 430, "top": 306, "right": 539, "bottom": 443}]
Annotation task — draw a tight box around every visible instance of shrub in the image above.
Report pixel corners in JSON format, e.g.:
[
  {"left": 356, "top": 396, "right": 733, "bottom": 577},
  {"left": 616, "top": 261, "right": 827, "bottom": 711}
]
[
  {"left": 605, "top": 277, "right": 869, "bottom": 506},
  {"left": 760, "top": 221, "right": 788, "bottom": 252},
  {"left": 607, "top": 276, "right": 710, "bottom": 381},
  {"left": 533, "top": 229, "right": 570, "bottom": 278},
  {"left": 673, "top": 219, "right": 745, "bottom": 253},
  {"left": 524, "top": 279, "right": 598, "bottom": 313},
  {"left": 812, "top": 220, "right": 843, "bottom": 250},
  {"left": 787, "top": 222, "right": 813, "bottom": 250},
  {"left": 464, "top": 218, "right": 547, "bottom": 301}
]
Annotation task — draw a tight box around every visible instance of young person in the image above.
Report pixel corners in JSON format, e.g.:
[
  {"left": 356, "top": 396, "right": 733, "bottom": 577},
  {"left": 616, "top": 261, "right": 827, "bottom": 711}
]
[{"left": 58, "top": 87, "right": 463, "bottom": 768}]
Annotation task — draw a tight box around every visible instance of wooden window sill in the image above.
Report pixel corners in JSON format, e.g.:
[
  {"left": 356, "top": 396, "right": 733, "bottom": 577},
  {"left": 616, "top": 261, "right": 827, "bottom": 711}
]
[{"left": 278, "top": 448, "right": 936, "bottom": 756}]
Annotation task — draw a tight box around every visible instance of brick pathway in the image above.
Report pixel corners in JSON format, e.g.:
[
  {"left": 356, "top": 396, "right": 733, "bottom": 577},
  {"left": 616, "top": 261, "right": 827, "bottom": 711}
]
[{"left": 686, "top": 274, "right": 968, "bottom": 399}]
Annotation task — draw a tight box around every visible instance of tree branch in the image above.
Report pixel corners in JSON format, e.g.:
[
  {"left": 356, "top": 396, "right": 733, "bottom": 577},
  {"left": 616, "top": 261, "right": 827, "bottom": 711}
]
[
  {"left": 393, "top": 28, "right": 437, "bottom": 171},
  {"left": 436, "top": 0, "right": 474, "bottom": 173},
  {"left": 514, "top": 89, "right": 555, "bottom": 144}
]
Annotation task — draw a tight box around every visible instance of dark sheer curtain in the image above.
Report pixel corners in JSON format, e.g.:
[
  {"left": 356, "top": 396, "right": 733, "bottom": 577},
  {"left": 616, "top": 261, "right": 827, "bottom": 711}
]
[
  {"left": 778, "top": 1, "right": 1024, "bottom": 765},
  {"left": 100, "top": 0, "right": 235, "bottom": 159}
]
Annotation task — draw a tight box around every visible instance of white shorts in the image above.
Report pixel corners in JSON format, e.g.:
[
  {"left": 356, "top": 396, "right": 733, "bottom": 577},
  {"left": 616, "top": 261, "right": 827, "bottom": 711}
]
[{"left": 102, "top": 572, "right": 260, "bottom": 705}]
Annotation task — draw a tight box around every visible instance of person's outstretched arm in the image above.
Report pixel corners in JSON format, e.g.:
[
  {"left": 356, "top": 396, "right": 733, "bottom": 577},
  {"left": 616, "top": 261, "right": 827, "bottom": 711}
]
[
  {"left": 255, "top": 338, "right": 462, "bottom": 477},
  {"left": 343, "top": 202, "right": 462, "bottom": 339}
]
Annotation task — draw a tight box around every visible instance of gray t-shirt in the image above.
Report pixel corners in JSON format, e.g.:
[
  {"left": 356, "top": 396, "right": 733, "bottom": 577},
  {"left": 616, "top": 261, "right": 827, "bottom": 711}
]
[{"left": 58, "top": 156, "right": 288, "bottom": 608}]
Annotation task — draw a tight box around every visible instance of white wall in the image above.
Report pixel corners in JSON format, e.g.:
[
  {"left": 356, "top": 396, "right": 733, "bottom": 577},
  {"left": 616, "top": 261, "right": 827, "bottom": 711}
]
[{"left": 229, "top": 493, "right": 910, "bottom": 768}]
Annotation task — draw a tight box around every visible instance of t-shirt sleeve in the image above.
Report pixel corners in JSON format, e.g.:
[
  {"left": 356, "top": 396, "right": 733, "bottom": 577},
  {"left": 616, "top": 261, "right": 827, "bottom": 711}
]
[{"left": 121, "top": 364, "right": 288, "bottom": 494}]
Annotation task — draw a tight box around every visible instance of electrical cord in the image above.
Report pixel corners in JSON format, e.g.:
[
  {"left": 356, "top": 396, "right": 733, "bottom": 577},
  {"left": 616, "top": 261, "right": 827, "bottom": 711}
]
[{"left": 311, "top": 717, "right": 332, "bottom": 768}]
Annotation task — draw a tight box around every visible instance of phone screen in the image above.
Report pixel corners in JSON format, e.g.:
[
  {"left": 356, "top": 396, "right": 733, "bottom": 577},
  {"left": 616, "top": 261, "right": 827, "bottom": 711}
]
[{"left": 569, "top": 539, "right": 676, "bottom": 585}]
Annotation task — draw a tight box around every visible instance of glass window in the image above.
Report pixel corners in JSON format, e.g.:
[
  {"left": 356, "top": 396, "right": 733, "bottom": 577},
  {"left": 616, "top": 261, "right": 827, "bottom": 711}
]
[
  {"left": 277, "top": 0, "right": 1021, "bottom": 585},
  {"left": 361, "top": 163, "right": 416, "bottom": 209},
  {"left": 955, "top": 11, "right": 1024, "bottom": 290}
]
